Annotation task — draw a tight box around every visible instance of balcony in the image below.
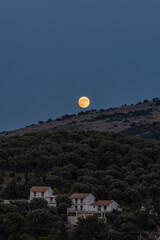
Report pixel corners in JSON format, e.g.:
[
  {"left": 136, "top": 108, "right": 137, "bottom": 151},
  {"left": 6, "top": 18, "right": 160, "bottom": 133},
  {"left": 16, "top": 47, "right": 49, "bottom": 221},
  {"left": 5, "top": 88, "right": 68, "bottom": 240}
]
[
  {"left": 67, "top": 208, "right": 84, "bottom": 212},
  {"left": 73, "top": 201, "right": 86, "bottom": 205}
]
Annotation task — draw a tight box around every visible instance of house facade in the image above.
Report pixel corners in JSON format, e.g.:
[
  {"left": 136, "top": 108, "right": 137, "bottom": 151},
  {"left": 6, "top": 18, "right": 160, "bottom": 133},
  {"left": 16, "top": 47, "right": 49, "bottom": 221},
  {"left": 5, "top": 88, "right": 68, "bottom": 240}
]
[
  {"left": 67, "top": 193, "right": 118, "bottom": 225},
  {"left": 89, "top": 200, "right": 118, "bottom": 212},
  {"left": 30, "top": 186, "right": 56, "bottom": 207},
  {"left": 70, "top": 193, "right": 95, "bottom": 211}
]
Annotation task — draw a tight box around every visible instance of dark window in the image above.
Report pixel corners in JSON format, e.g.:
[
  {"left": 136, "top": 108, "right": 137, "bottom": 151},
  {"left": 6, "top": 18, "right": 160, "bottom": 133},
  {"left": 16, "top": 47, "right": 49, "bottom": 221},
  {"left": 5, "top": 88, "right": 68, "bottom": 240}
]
[
  {"left": 80, "top": 198, "right": 83, "bottom": 203},
  {"left": 80, "top": 205, "right": 83, "bottom": 211},
  {"left": 98, "top": 206, "right": 101, "bottom": 211},
  {"left": 104, "top": 206, "right": 106, "bottom": 211},
  {"left": 75, "top": 198, "right": 77, "bottom": 203},
  {"left": 34, "top": 192, "right": 36, "bottom": 196},
  {"left": 41, "top": 192, "right": 44, "bottom": 197},
  {"left": 50, "top": 198, "right": 53, "bottom": 202},
  {"left": 75, "top": 205, "right": 77, "bottom": 210}
]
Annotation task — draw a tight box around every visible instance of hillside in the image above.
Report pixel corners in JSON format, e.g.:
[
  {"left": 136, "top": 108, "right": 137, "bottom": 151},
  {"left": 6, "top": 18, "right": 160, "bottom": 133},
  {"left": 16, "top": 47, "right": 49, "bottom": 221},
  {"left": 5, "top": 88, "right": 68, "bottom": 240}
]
[
  {"left": 1, "top": 131, "right": 160, "bottom": 239},
  {"left": 0, "top": 131, "right": 160, "bottom": 204},
  {"left": 1, "top": 98, "right": 160, "bottom": 139}
]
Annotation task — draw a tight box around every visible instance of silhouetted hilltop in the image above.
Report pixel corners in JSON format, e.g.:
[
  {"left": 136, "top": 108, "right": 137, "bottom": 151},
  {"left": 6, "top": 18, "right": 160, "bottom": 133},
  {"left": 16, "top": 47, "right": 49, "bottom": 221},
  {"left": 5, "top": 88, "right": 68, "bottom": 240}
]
[{"left": 1, "top": 97, "right": 160, "bottom": 139}]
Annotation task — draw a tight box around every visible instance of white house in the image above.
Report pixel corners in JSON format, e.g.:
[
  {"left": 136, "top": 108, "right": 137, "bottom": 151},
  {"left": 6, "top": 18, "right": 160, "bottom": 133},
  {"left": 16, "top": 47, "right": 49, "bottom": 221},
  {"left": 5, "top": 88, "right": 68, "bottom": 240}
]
[
  {"left": 70, "top": 193, "right": 95, "bottom": 211},
  {"left": 67, "top": 193, "right": 118, "bottom": 225},
  {"left": 89, "top": 200, "right": 118, "bottom": 212},
  {"left": 30, "top": 186, "right": 56, "bottom": 207}
]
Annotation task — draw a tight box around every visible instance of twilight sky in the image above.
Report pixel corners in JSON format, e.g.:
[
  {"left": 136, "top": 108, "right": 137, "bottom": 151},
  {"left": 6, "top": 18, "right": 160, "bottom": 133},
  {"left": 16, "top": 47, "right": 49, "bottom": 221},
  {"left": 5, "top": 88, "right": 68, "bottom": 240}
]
[{"left": 0, "top": 0, "right": 160, "bottom": 132}]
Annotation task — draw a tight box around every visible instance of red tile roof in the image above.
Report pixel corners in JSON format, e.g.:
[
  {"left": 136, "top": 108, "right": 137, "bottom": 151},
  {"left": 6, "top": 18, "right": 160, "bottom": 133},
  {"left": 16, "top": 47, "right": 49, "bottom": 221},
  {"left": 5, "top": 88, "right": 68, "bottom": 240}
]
[
  {"left": 30, "top": 186, "right": 50, "bottom": 192},
  {"left": 90, "top": 200, "right": 114, "bottom": 206},
  {"left": 70, "top": 193, "right": 91, "bottom": 199}
]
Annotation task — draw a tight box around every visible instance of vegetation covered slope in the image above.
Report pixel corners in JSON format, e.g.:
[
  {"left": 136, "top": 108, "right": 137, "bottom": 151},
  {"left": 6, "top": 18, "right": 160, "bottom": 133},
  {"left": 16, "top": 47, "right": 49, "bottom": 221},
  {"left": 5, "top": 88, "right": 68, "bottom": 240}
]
[
  {"left": 0, "top": 131, "right": 160, "bottom": 208},
  {"left": 1, "top": 130, "right": 160, "bottom": 239},
  {"left": 1, "top": 98, "right": 160, "bottom": 139}
]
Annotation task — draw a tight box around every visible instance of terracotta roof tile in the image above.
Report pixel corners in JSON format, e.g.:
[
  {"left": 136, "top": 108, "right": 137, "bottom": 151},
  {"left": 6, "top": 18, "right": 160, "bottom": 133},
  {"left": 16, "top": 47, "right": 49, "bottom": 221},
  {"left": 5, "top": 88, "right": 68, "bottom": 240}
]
[
  {"left": 70, "top": 193, "right": 91, "bottom": 199},
  {"left": 90, "top": 200, "right": 114, "bottom": 206},
  {"left": 30, "top": 186, "right": 50, "bottom": 192}
]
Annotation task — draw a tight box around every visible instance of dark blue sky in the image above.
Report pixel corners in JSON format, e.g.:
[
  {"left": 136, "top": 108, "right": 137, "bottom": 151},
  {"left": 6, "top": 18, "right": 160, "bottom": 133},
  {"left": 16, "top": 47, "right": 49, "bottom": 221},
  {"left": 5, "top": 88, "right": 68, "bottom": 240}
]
[{"left": 1, "top": 0, "right": 160, "bottom": 132}]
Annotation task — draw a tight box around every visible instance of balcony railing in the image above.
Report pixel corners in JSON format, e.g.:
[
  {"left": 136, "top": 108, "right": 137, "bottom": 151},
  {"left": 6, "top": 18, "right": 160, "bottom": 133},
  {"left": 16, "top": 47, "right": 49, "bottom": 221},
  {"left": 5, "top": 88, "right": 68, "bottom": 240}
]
[
  {"left": 67, "top": 208, "right": 84, "bottom": 212},
  {"left": 73, "top": 202, "right": 86, "bottom": 205}
]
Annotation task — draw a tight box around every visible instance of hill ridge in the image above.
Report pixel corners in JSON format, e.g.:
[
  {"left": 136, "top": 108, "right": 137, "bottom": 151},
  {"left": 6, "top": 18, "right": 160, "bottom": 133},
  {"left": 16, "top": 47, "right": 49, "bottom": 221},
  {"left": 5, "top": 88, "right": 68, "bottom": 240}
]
[{"left": 1, "top": 97, "right": 160, "bottom": 139}]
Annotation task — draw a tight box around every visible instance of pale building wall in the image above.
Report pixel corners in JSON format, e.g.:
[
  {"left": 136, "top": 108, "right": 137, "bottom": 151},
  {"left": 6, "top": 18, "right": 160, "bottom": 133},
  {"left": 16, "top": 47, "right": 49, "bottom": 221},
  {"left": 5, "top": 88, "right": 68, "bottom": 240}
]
[
  {"left": 30, "top": 191, "right": 33, "bottom": 200},
  {"left": 89, "top": 205, "right": 98, "bottom": 211},
  {"left": 85, "top": 194, "right": 95, "bottom": 211},
  {"left": 109, "top": 201, "right": 118, "bottom": 211},
  {"left": 30, "top": 190, "right": 49, "bottom": 199},
  {"left": 89, "top": 201, "right": 118, "bottom": 212},
  {"left": 47, "top": 188, "right": 53, "bottom": 197},
  {"left": 29, "top": 187, "right": 56, "bottom": 207},
  {"left": 71, "top": 194, "right": 95, "bottom": 211},
  {"left": 45, "top": 197, "right": 56, "bottom": 207}
]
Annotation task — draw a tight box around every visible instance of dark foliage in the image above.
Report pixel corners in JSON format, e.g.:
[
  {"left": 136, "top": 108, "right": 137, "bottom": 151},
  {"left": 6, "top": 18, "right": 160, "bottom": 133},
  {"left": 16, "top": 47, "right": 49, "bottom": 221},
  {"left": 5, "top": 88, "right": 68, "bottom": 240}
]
[
  {"left": 0, "top": 131, "right": 160, "bottom": 238},
  {"left": 123, "top": 122, "right": 160, "bottom": 140},
  {"left": 0, "top": 131, "right": 160, "bottom": 206}
]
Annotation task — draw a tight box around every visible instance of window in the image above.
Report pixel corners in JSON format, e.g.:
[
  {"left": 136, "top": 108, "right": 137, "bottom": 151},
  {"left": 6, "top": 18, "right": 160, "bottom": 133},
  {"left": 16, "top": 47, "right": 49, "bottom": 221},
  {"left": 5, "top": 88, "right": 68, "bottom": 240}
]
[
  {"left": 34, "top": 192, "right": 36, "bottom": 197},
  {"left": 41, "top": 192, "right": 44, "bottom": 197},
  {"left": 98, "top": 206, "right": 101, "bottom": 211},
  {"left": 50, "top": 198, "right": 53, "bottom": 202},
  {"left": 93, "top": 206, "right": 95, "bottom": 208},
  {"left": 75, "top": 205, "right": 77, "bottom": 210},
  {"left": 75, "top": 198, "right": 77, "bottom": 203},
  {"left": 104, "top": 206, "right": 106, "bottom": 211},
  {"left": 80, "top": 198, "right": 83, "bottom": 203},
  {"left": 80, "top": 206, "right": 83, "bottom": 211}
]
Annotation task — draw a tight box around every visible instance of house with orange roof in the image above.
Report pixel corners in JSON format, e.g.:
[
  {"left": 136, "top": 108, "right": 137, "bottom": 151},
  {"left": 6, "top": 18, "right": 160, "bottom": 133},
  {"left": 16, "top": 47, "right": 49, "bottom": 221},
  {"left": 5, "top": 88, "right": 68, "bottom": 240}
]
[
  {"left": 30, "top": 186, "right": 56, "bottom": 207},
  {"left": 89, "top": 200, "right": 118, "bottom": 212},
  {"left": 67, "top": 193, "right": 118, "bottom": 225},
  {"left": 70, "top": 193, "right": 95, "bottom": 211}
]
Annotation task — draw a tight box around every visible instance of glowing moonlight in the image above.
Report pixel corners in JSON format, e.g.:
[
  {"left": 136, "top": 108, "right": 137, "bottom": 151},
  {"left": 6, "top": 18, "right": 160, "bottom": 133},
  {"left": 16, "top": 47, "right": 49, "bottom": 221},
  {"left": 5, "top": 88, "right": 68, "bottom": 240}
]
[{"left": 78, "top": 96, "right": 90, "bottom": 108}]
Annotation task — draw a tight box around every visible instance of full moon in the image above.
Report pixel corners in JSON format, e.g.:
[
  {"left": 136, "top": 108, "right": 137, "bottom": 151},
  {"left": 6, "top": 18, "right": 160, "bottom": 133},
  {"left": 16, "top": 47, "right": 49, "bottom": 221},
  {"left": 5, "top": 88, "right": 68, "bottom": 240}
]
[{"left": 78, "top": 96, "right": 90, "bottom": 108}]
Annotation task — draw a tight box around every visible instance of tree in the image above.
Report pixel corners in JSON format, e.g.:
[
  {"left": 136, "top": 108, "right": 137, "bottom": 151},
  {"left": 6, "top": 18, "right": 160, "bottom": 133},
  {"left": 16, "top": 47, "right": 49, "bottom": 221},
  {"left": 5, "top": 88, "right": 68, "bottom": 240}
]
[
  {"left": 6, "top": 212, "right": 27, "bottom": 240},
  {"left": 56, "top": 195, "right": 72, "bottom": 208},
  {"left": 29, "top": 198, "right": 48, "bottom": 210},
  {"left": 57, "top": 203, "right": 68, "bottom": 221},
  {"left": 52, "top": 222, "right": 70, "bottom": 240},
  {"left": 135, "top": 209, "right": 157, "bottom": 231},
  {"left": 92, "top": 184, "right": 109, "bottom": 200},
  {"left": 10, "top": 200, "right": 28, "bottom": 217},
  {"left": 26, "top": 209, "right": 61, "bottom": 240},
  {"left": 56, "top": 195, "right": 72, "bottom": 221},
  {"left": 72, "top": 215, "right": 107, "bottom": 240},
  {"left": 149, "top": 185, "right": 160, "bottom": 197},
  {"left": 0, "top": 213, "right": 8, "bottom": 240},
  {"left": 1, "top": 180, "right": 21, "bottom": 199}
]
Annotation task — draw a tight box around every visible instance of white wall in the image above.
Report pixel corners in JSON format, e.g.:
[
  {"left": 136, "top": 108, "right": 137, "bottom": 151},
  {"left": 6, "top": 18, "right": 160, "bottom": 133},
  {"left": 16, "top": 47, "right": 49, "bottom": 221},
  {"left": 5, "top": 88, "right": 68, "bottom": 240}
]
[
  {"left": 110, "top": 201, "right": 118, "bottom": 211},
  {"left": 46, "top": 197, "right": 56, "bottom": 207},
  {"left": 30, "top": 191, "right": 33, "bottom": 200},
  {"left": 89, "top": 201, "right": 118, "bottom": 212},
  {"left": 30, "top": 188, "right": 53, "bottom": 201},
  {"left": 30, "top": 190, "right": 47, "bottom": 200},
  {"left": 47, "top": 188, "right": 53, "bottom": 197},
  {"left": 85, "top": 194, "right": 95, "bottom": 211},
  {"left": 71, "top": 194, "right": 95, "bottom": 211}
]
